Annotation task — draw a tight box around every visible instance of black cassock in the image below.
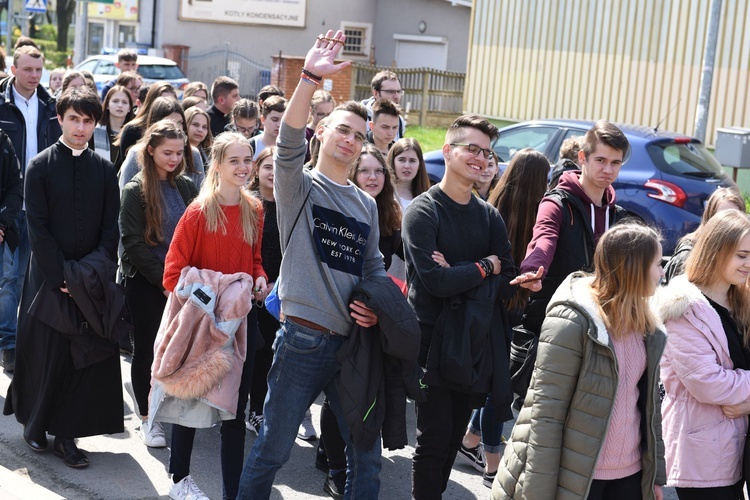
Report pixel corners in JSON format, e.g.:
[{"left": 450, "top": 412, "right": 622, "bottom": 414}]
[{"left": 4, "top": 141, "right": 124, "bottom": 438}]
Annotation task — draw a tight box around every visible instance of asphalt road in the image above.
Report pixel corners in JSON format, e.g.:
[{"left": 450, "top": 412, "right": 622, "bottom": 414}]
[
  {"left": 0, "top": 354, "right": 496, "bottom": 499},
  {"left": 0, "top": 352, "right": 709, "bottom": 499}
]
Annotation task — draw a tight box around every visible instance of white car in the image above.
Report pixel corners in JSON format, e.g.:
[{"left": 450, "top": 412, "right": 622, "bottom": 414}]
[{"left": 74, "top": 54, "right": 190, "bottom": 95}]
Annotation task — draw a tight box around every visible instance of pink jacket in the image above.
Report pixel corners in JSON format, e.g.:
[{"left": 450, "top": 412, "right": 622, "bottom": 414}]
[
  {"left": 657, "top": 275, "right": 750, "bottom": 488},
  {"left": 152, "top": 266, "right": 253, "bottom": 416}
]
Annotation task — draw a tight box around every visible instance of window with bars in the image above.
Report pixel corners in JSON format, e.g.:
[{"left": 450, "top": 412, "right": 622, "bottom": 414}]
[{"left": 341, "top": 23, "right": 371, "bottom": 56}]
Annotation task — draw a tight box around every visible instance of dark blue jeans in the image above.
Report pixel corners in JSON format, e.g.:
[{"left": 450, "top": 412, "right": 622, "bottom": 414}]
[
  {"left": 237, "top": 319, "right": 381, "bottom": 499},
  {"left": 0, "top": 211, "right": 29, "bottom": 351},
  {"left": 468, "top": 394, "right": 504, "bottom": 453}
]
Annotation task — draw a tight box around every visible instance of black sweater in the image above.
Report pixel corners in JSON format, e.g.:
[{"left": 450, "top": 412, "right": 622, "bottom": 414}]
[{"left": 402, "top": 185, "right": 517, "bottom": 329}]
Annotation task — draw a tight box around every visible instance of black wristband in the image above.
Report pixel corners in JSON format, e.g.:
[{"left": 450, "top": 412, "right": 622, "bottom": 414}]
[
  {"left": 477, "top": 259, "right": 490, "bottom": 278},
  {"left": 302, "top": 68, "right": 322, "bottom": 82},
  {"left": 480, "top": 258, "right": 494, "bottom": 276}
]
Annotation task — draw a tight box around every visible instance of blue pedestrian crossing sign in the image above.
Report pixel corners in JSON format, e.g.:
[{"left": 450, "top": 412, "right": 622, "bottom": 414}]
[{"left": 25, "top": 0, "right": 46, "bottom": 13}]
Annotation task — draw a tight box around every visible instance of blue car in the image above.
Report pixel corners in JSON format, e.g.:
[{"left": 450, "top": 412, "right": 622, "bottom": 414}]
[{"left": 423, "top": 119, "right": 737, "bottom": 255}]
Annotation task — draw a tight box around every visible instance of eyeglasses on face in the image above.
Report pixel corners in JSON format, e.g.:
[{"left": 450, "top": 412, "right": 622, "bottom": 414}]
[
  {"left": 356, "top": 167, "right": 385, "bottom": 177},
  {"left": 236, "top": 126, "right": 255, "bottom": 135},
  {"left": 450, "top": 143, "right": 495, "bottom": 160},
  {"left": 379, "top": 89, "right": 404, "bottom": 96},
  {"left": 326, "top": 124, "right": 366, "bottom": 145}
]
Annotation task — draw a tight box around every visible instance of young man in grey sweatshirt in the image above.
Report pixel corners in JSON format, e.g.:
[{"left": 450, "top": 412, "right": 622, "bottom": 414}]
[{"left": 237, "top": 30, "right": 386, "bottom": 500}]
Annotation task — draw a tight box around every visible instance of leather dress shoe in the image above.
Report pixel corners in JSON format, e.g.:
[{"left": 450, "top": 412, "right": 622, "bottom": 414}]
[
  {"left": 23, "top": 433, "right": 48, "bottom": 452},
  {"left": 53, "top": 437, "right": 89, "bottom": 468}
]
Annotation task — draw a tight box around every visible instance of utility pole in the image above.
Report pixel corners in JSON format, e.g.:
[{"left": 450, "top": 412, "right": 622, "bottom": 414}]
[
  {"left": 694, "top": 0, "right": 722, "bottom": 143},
  {"left": 6, "top": 0, "right": 13, "bottom": 51}
]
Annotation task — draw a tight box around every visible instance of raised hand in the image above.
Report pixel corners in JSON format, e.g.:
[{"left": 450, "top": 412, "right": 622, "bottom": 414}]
[{"left": 303, "top": 30, "right": 351, "bottom": 77}]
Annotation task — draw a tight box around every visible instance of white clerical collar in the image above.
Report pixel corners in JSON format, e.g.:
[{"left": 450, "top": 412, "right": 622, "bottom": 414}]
[
  {"left": 11, "top": 84, "right": 37, "bottom": 106},
  {"left": 60, "top": 139, "right": 87, "bottom": 156}
]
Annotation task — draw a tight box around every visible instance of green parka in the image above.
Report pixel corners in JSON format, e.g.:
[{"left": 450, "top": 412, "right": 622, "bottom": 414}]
[{"left": 493, "top": 273, "right": 667, "bottom": 499}]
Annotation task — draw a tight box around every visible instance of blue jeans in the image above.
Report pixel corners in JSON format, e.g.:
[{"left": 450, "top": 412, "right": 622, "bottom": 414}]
[
  {"left": 468, "top": 394, "right": 504, "bottom": 453},
  {"left": 0, "top": 212, "right": 29, "bottom": 351},
  {"left": 237, "top": 319, "right": 381, "bottom": 499}
]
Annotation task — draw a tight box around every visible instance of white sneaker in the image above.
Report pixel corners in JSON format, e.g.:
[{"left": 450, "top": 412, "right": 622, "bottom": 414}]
[
  {"left": 169, "top": 475, "right": 208, "bottom": 500},
  {"left": 297, "top": 408, "right": 318, "bottom": 441},
  {"left": 246, "top": 411, "right": 263, "bottom": 436},
  {"left": 141, "top": 419, "right": 167, "bottom": 448}
]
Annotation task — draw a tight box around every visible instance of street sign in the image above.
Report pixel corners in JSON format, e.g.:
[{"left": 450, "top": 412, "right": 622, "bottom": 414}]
[{"left": 24, "top": 0, "right": 46, "bottom": 13}]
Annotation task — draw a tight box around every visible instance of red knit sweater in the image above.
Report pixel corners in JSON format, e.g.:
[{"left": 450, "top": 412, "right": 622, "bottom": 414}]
[{"left": 163, "top": 201, "right": 266, "bottom": 292}]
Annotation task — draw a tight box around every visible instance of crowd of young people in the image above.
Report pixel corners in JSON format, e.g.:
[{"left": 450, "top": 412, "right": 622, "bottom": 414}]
[{"left": 0, "top": 33, "right": 747, "bottom": 500}]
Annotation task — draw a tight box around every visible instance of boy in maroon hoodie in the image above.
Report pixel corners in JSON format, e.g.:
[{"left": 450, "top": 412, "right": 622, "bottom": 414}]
[{"left": 512, "top": 120, "right": 629, "bottom": 334}]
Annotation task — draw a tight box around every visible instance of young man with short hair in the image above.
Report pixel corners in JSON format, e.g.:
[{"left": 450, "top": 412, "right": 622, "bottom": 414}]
[
  {"left": 513, "top": 120, "right": 629, "bottom": 333},
  {"left": 0, "top": 45, "right": 61, "bottom": 372},
  {"left": 207, "top": 76, "right": 241, "bottom": 137},
  {"left": 361, "top": 70, "right": 406, "bottom": 139},
  {"left": 3, "top": 88, "right": 122, "bottom": 469},
  {"left": 403, "top": 115, "right": 516, "bottom": 498},
  {"left": 366, "top": 99, "right": 400, "bottom": 155},
  {"left": 250, "top": 95, "right": 286, "bottom": 160},
  {"left": 100, "top": 48, "right": 139, "bottom": 100},
  {"left": 238, "top": 30, "right": 385, "bottom": 499}
]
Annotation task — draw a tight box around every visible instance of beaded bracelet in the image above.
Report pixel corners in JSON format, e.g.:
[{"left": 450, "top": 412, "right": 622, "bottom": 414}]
[{"left": 302, "top": 68, "right": 322, "bottom": 83}]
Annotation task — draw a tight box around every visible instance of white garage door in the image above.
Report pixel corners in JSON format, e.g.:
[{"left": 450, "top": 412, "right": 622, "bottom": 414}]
[{"left": 394, "top": 35, "right": 448, "bottom": 70}]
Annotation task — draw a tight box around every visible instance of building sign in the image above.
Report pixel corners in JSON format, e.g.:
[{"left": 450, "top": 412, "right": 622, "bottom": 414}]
[
  {"left": 179, "top": 0, "right": 307, "bottom": 28},
  {"left": 89, "top": 0, "right": 139, "bottom": 21}
]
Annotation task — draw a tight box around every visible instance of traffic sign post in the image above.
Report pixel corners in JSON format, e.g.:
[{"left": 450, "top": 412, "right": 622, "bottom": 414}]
[{"left": 24, "top": 0, "right": 45, "bottom": 13}]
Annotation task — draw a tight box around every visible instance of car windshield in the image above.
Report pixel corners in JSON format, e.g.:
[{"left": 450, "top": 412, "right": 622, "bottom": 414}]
[
  {"left": 138, "top": 65, "right": 186, "bottom": 80},
  {"left": 646, "top": 141, "right": 724, "bottom": 178}
]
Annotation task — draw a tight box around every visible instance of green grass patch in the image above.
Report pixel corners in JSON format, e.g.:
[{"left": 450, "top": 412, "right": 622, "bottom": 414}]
[
  {"left": 405, "top": 126, "right": 446, "bottom": 152},
  {"left": 407, "top": 119, "right": 519, "bottom": 153}
]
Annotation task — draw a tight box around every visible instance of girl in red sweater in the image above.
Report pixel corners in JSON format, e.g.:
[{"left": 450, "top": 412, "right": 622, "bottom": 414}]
[{"left": 162, "top": 132, "right": 267, "bottom": 500}]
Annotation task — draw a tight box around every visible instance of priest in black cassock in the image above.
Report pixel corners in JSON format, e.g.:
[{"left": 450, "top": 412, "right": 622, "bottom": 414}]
[{"left": 3, "top": 88, "right": 123, "bottom": 468}]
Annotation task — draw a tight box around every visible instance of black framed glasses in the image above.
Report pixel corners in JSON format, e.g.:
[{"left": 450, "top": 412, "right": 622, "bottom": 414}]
[{"left": 450, "top": 143, "right": 495, "bottom": 160}]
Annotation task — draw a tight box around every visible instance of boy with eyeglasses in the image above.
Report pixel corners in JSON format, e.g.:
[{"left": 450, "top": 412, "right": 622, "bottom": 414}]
[
  {"left": 403, "top": 114, "right": 517, "bottom": 498},
  {"left": 361, "top": 70, "right": 406, "bottom": 139},
  {"left": 238, "top": 30, "right": 386, "bottom": 499}
]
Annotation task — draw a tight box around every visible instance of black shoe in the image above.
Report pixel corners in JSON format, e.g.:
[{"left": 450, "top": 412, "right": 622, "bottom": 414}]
[
  {"left": 53, "top": 437, "right": 89, "bottom": 469},
  {"left": 2, "top": 348, "right": 15, "bottom": 372},
  {"left": 323, "top": 470, "right": 345, "bottom": 500},
  {"left": 315, "top": 443, "right": 329, "bottom": 473},
  {"left": 23, "top": 432, "right": 47, "bottom": 452}
]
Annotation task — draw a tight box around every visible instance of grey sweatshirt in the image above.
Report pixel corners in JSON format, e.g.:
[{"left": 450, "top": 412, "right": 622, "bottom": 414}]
[{"left": 275, "top": 122, "right": 386, "bottom": 335}]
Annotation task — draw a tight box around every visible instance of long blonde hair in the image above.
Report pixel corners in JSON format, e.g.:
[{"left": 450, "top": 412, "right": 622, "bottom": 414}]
[
  {"left": 591, "top": 223, "right": 661, "bottom": 339},
  {"left": 198, "top": 132, "right": 261, "bottom": 245},
  {"left": 686, "top": 209, "right": 750, "bottom": 334}
]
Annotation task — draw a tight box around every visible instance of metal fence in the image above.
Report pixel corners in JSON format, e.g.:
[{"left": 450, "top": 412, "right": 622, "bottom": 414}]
[
  {"left": 352, "top": 64, "right": 465, "bottom": 127},
  {"left": 184, "top": 43, "right": 271, "bottom": 100}
]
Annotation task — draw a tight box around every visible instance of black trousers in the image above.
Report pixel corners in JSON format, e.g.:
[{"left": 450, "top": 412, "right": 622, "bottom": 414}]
[
  {"left": 587, "top": 470, "right": 643, "bottom": 500},
  {"left": 319, "top": 397, "right": 347, "bottom": 471},
  {"left": 125, "top": 271, "right": 167, "bottom": 417},
  {"left": 675, "top": 481, "right": 744, "bottom": 500},
  {"left": 248, "top": 307, "right": 277, "bottom": 415},
  {"left": 169, "top": 309, "right": 258, "bottom": 500},
  {"left": 412, "top": 385, "right": 475, "bottom": 499}
]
